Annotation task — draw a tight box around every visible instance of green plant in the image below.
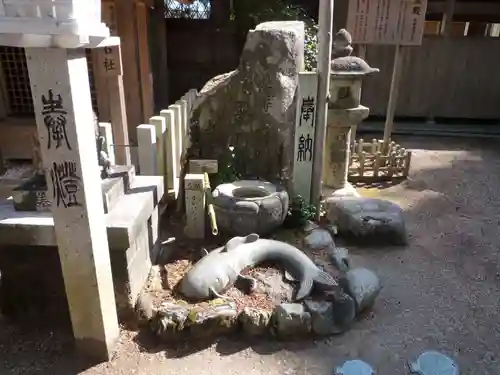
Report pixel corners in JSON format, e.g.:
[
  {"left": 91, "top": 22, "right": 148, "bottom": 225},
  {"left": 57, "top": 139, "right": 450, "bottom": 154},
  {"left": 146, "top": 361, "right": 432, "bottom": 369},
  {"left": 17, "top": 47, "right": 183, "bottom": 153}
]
[
  {"left": 210, "top": 146, "right": 243, "bottom": 187},
  {"left": 283, "top": 194, "right": 317, "bottom": 228}
]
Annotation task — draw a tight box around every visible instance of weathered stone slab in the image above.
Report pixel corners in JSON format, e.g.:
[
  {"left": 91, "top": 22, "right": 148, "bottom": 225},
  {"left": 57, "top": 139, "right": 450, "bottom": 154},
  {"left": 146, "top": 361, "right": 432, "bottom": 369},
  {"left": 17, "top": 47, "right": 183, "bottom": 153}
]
[
  {"left": 190, "top": 21, "right": 305, "bottom": 186},
  {"left": 326, "top": 197, "right": 408, "bottom": 245}
]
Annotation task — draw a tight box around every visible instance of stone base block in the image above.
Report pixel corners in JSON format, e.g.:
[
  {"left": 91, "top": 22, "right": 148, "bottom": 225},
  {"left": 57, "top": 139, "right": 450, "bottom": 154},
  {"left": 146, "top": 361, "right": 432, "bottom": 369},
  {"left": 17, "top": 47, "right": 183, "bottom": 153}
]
[{"left": 0, "top": 175, "right": 164, "bottom": 324}]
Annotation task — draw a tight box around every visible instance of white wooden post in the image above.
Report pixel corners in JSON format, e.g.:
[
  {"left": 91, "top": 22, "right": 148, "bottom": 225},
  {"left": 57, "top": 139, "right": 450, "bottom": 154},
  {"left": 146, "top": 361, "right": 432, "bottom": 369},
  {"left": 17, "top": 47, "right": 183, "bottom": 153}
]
[
  {"left": 292, "top": 72, "right": 318, "bottom": 203},
  {"left": 136, "top": 124, "right": 156, "bottom": 175},
  {"left": 149, "top": 115, "right": 166, "bottom": 178},
  {"left": 168, "top": 103, "right": 182, "bottom": 170},
  {"left": 176, "top": 99, "right": 188, "bottom": 155},
  {"left": 184, "top": 173, "right": 205, "bottom": 239},
  {"left": 25, "top": 47, "right": 119, "bottom": 361},
  {"left": 159, "top": 109, "right": 178, "bottom": 194},
  {"left": 98, "top": 122, "right": 115, "bottom": 166}
]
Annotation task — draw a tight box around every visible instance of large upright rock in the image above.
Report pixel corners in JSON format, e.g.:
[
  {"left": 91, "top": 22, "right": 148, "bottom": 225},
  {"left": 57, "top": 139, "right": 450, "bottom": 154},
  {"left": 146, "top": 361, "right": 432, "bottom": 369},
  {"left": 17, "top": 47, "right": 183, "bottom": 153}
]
[{"left": 190, "top": 22, "right": 305, "bottom": 186}]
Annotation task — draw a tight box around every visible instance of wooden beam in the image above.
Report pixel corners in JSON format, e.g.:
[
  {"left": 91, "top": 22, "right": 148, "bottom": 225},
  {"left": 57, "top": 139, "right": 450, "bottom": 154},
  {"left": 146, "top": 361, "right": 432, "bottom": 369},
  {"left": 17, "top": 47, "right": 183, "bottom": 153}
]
[
  {"left": 136, "top": 1, "right": 154, "bottom": 121},
  {"left": 427, "top": 1, "right": 500, "bottom": 16},
  {"left": 115, "top": 0, "right": 143, "bottom": 144},
  {"left": 151, "top": 0, "right": 169, "bottom": 110}
]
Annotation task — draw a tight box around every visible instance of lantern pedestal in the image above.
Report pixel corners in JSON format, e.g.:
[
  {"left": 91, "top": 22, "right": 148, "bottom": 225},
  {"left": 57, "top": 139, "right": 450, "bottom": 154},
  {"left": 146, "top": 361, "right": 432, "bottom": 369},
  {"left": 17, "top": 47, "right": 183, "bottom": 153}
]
[{"left": 323, "top": 106, "right": 369, "bottom": 197}]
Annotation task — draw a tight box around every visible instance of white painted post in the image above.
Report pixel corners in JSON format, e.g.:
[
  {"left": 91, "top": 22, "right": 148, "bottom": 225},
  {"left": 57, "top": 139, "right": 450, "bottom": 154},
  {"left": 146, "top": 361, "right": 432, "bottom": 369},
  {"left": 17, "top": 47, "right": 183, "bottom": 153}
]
[
  {"left": 292, "top": 72, "right": 318, "bottom": 204},
  {"left": 184, "top": 173, "right": 205, "bottom": 239},
  {"left": 176, "top": 99, "right": 188, "bottom": 155},
  {"left": 149, "top": 116, "right": 166, "bottom": 178},
  {"left": 98, "top": 122, "right": 115, "bottom": 166},
  {"left": 159, "top": 109, "right": 178, "bottom": 194},
  {"left": 136, "top": 124, "right": 156, "bottom": 175},
  {"left": 168, "top": 103, "right": 182, "bottom": 170},
  {"left": 25, "top": 47, "right": 119, "bottom": 361}
]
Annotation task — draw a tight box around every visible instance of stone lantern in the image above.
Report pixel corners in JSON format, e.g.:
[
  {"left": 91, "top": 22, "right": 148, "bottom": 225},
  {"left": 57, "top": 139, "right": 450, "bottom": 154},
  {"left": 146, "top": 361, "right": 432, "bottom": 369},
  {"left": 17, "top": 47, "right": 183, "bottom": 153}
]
[{"left": 323, "top": 29, "right": 379, "bottom": 197}]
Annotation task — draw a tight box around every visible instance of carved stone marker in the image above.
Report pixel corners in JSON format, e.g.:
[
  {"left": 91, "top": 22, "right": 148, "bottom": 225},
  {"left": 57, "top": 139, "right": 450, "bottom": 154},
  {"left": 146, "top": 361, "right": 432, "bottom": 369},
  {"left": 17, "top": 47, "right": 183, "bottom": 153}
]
[
  {"left": 25, "top": 47, "right": 119, "bottom": 360},
  {"left": 292, "top": 72, "right": 318, "bottom": 203},
  {"left": 184, "top": 173, "right": 205, "bottom": 239}
]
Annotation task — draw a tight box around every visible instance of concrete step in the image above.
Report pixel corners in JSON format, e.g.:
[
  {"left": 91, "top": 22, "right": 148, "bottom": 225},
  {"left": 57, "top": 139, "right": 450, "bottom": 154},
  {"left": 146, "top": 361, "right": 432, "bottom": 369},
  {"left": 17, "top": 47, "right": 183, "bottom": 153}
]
[{"left": 102, "top": 165, "right": 136, "bottom": 213}]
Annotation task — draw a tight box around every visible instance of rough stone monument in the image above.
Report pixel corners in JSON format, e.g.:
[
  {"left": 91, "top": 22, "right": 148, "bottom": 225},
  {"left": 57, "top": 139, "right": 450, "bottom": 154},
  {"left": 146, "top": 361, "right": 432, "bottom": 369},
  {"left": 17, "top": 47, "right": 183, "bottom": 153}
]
[{"left": 190, "top": 21, "right": 305, "bottom": 186}]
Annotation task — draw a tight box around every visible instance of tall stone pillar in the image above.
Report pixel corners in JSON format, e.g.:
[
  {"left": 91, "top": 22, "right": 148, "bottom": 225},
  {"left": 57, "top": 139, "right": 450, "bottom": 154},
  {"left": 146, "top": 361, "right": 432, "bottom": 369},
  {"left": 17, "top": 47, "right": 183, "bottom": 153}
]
[{"left": 25, "top": 47, "right": 119, "bottom": 361}]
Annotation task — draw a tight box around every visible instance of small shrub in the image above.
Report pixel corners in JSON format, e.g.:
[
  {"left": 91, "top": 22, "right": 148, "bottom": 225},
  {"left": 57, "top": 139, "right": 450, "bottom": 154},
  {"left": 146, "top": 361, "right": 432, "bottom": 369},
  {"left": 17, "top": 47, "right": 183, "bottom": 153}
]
[{"left": 283, "top": 194, "right": 317, "bottom": 229}]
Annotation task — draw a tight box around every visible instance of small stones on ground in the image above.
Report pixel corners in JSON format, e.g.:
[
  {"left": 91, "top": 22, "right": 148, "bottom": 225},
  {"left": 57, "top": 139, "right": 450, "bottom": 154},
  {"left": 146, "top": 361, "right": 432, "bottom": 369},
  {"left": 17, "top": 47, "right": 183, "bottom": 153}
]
[
  {"left": 327, "top": 246, "right": 351, "bottom": 272},
  {"left": 305, "top": 228, "right": 335, "bottom": 250},
  {"left": 272, "top": 303, "right": 311, "bottom": 337},
  {"left": 252, "top": 268, "right": 294, "bottom": 305},
  {"left": 339, "top": 267, "right": 382, "bottom": 314},
  {"left": 326, "top": 196, "right": 408, "bottom": 245},
  {"left": 239, "top": 307, "right": 272, "bottom": 335},
  {"left": 334, "top": 359, "right": 375, "bottom": 375}
]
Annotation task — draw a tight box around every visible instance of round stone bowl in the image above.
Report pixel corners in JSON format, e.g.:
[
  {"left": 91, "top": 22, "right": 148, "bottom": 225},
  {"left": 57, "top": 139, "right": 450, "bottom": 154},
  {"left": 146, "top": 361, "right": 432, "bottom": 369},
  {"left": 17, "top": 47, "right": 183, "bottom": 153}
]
[{"left": 212, "top": 180, "right": 289, "bottom": 236}]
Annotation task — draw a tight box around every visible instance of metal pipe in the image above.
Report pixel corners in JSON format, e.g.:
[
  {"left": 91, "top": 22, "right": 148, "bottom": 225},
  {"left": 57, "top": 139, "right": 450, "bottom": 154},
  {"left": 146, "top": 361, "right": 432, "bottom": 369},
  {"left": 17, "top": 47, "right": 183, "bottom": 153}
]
[{"left": 203, "top": 172, "right": 218, "bottom": 236}]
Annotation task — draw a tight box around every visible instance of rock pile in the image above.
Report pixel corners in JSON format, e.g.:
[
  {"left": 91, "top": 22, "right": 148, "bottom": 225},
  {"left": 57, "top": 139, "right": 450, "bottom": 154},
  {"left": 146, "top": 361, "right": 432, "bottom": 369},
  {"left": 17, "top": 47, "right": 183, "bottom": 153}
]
[{"left": 148, "top": 227, "right": 383, "bottom": 341}]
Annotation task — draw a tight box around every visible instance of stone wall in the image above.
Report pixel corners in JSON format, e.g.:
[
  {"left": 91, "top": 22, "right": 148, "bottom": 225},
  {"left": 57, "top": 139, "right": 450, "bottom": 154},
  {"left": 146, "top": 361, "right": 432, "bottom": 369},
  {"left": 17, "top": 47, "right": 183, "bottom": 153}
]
[{"left": 189, "top": 21, "right": 305, "bottom": 187}]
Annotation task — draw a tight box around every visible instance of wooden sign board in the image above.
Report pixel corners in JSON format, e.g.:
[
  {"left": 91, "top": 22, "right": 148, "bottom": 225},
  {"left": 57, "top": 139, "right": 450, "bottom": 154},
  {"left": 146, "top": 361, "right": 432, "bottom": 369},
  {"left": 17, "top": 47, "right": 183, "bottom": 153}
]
[
  {"left": 347, "top": 0, "right": 428, "bottom": 45},
  {"left": 96, "top": 45, "right": 123, "bottom": 77}
]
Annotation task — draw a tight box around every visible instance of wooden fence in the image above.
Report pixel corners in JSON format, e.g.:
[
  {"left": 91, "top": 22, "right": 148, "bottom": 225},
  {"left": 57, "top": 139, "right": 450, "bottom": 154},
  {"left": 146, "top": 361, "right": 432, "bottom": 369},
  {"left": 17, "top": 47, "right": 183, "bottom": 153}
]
[
  {"left": 135, "top": 88, "right": 198, "bottom": 197},
  {"left": 362, "top": 36, "right": 500, "bottom": 120}
]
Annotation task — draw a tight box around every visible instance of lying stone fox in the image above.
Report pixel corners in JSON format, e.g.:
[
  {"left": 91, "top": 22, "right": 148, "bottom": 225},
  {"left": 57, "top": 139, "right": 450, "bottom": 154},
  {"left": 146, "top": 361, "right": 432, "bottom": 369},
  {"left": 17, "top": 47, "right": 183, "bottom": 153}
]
[{"left": 180, "top": 233, "right": 338, "bottom": 301}]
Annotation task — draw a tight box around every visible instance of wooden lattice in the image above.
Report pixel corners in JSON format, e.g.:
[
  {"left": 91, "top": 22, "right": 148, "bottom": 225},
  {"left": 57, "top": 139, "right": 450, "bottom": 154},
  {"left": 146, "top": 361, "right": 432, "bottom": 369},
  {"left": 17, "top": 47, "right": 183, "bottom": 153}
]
[
  {"left": 349, "top": 139, "right": 412, "bottom": 181},
  {"left": 165, "top": 0, "right": 211, "bottom": 19},
  {"left": 0, "top": 46, "right": 98, "bottom": 116}
]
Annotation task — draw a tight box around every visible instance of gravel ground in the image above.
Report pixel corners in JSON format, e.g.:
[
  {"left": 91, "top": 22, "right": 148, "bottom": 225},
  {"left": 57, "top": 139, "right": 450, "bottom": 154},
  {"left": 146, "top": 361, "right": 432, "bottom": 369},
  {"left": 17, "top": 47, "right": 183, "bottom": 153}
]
[{"left": 1, "top": 136, "right": 500, "bottom": 375}]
